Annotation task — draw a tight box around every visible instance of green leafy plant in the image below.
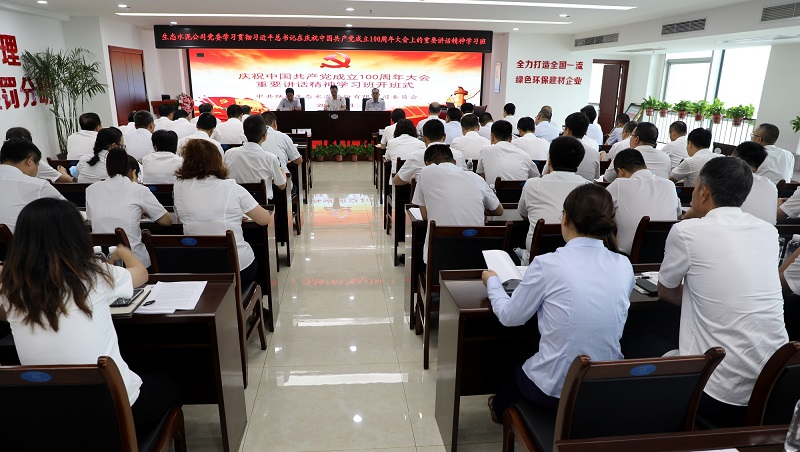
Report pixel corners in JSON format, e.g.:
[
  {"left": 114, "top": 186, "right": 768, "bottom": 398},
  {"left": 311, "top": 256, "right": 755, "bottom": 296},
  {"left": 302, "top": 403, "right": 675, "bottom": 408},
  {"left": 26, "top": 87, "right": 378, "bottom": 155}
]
[
  {"left": 690, "top": 100, "right": 709, "bottom": 115},
  {"left": 21, "top": 48, "right": 107, "bottom": 155},
  {"left": 725, "top": 104, "right": 755, "bottom": 119},
  {"left": 655, "top": 100, "right": 671, "bottom": 111},
  {"left": 706, "top": 98, "right": 726, "bottom": 116},
  {"left": 673, "top": 100, "right": 692, "bottom": 112},
  {"left": 792, "top": 115, "right": 800, "bottom": 133},
  {"left": 640, "top": 96, "right": 659, "bottom": 110}
]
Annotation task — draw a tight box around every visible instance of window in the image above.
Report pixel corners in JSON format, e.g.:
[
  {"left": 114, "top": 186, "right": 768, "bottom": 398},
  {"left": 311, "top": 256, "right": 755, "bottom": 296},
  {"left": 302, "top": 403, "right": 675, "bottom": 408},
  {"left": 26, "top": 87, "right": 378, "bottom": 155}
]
[
  {"left": 662, "top": 51, "right": 713, "bottom": 104},
  {"left": 716, "top": 46, "right": 771, "bottom": 117}
]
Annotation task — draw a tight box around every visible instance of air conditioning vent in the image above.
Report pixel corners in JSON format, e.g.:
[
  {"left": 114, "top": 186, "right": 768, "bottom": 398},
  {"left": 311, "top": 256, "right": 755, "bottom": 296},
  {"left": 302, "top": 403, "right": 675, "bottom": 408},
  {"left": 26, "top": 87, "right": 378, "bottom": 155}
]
[
  {"left": 574, "top": 33, "right": 619, "bottom": 47},
  {"left": 762, "top": 2, "right": 800, "bottom": 22},
  {"left": 661, "top": 18, "right": 706, "bottom": 35}
]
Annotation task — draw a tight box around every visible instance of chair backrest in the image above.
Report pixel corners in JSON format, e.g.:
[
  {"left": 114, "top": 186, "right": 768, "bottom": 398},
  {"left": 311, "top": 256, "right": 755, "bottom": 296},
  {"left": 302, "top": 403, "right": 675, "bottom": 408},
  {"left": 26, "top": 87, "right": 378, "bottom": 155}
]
[
  {"left": 89, "top": 228, "right": 132, "bottom": 256},
  {"left": 494, "top": 178, "right": 526, "bottom": 203},
  {"left": 555, "top": 347, "right": 726, "bottom": 443},
  {"left": 473, "top": 105, "right": 487, "bottom": 116},
  {"left": 53, "top": 183, "right": 92, "bottom": 208},
  {"left": 745, "top": 341, "right": 800, "bottom": 426},
  {"left": 345, "top": 97, "right": 350, "bottom": 111},
  {"left": 0, "top": 356, "right": 137, "bottom": 451},
  {"left": 675, "top": 185, "right": 694, "bottom": 206},
  {"left": 628, "top": 216, "right": 677, "bottom": 264},
  {"left": 532, "top": 160, "right": 546, "bottom": 174},
  {"left": 361, "top": 97, "right": 368, "bottom": 111},
  {"left": 427, "top": 221, "right": 513, "bottom": 287},
  {"left": 0, "top": 223, "right": 13, "bottom": 262},
  {"left": 239, "top": 180, "right": 268, "bottom": 205},
  {"left": 299, "top": 97, "right": 305, "bottom": 111},
  {"left": 600, "top": 160, "right": 611, "bottom": 174},
  {"left": 529, "top": 219, "right": 566, "bottom": 259},
  {"left": 46, "top": 157, "right": 79, "bottom": 172},
  {"left": 142, "top": 183, "right": 174, "bottom": 207},
  {"left": 777, "top": 181, "right": 800, "bottom": 199},
  {"left": 486, "top": 210, "right": 529, "bottom": 252},
  {"left": 712, "top": 142, "right": 735, "bottom": 156}
]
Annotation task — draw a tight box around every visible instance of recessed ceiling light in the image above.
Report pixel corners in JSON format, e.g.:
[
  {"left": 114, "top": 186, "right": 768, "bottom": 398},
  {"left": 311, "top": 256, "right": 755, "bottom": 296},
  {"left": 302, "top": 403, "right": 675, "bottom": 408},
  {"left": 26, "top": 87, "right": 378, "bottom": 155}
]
[
  {"left": 512, "top": 27, "right": 519, "bottom": 30},
  {"left": 346, "top": 23, "right": 353, "bottom": 27},
  {"left": 118, "top": 3, "right": 128, "bottom": 7},
  {"left": 346, "top": 7, "right": 355, "bottom": 11},
  {"left": 37, "top": 1, "right": 47, "bottom": 4},
  {"left": 170, "top": 21, "right": 178, "bottom": 25},
  {"left": 559, "top": 13, "right": 570, "bottom": 17}
]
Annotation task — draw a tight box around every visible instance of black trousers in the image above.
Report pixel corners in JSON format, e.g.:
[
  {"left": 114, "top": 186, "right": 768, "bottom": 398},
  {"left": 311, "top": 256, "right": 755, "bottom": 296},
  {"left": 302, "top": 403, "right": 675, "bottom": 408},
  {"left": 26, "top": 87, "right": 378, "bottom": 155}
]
[
  {"left": 491, "top": 363, "right": 559, "bottom": 421},
  {"left": 240, "top": 260, "right": 258, "bottom": 293},
  {"left": 696, "top": 392, "right": 747, "bottom": 428},
  {"left": 131, "top": 372, "right": 185, "bottom": 446}
]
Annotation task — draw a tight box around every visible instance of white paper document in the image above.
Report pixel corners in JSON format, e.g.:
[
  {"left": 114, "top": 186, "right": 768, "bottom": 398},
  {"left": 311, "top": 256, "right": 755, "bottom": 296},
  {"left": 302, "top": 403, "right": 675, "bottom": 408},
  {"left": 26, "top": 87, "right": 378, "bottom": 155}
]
[
  {"left": 136, "top": 281, "right": 207, "bottom": 314},
  {"left": 483, "top": 250, "right": 527, "bottom": 283},
  {"left": 408, "top": 207, "right": 422, "bottom": 221}
]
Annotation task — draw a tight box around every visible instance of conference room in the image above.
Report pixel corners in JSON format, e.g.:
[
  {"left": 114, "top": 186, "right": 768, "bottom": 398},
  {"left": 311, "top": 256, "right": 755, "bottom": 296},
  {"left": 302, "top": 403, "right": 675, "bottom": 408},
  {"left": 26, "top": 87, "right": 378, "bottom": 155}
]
[{"left": 2, "top": 0, "right": 800, "bottom": 451}]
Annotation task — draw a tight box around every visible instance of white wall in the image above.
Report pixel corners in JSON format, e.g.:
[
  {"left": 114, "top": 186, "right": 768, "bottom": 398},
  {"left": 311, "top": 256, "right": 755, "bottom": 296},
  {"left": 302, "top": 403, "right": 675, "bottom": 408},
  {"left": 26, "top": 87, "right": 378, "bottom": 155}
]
[
  {"left": 62, "top": 16, "right": 112, "bottom": 126},
  {"left": 757, "top": 43, "right": 800, "bottom": 154},
  {"left": 0, "top": 7, "right": 66, "bottom": 156},
  {"left": 483, "top": 33, "right": 508, "bottom": 120}
]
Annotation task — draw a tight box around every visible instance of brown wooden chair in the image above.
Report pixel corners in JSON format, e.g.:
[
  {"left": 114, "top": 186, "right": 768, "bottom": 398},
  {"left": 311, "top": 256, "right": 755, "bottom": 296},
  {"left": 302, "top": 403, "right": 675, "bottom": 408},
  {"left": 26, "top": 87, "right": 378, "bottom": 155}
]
[
  {"left": 46, "top": 157, "right": 79, "bottom": 172},
  {"left": 503, "top": 347, "right": 726, "bottom": 452},
  {"left": 532, "top": 160, "right": 547, "bottom": 174},
  {"left": 675, "top": 185, "right": 694, "bottom": 207},
  {"left": 600, "top": 159, "right": 611, "bottom": 174},
  {"left": 0, "top": 356, "right": 186, "bottom": 452},
  {"left": 712, "top": 141, "right": 735, "bottom": 156},
  {"left": 384, "top": 158, "right": 406, "bottom": 234},
  {"left": 0, "top": 223, "right": 12, "bottom": 262},
  {"left": 628, "top": 216, "right": 678, "bottom": 264},
  {"left": 52, "top": 182, "right": 92, "bottom": 208},
  {"left": 777, "top": 180, "right": 800, "bottom": 199},
  {"left": 529, "top": 219, "right": 566, "bottom": 260},
  {"left": 416, "top": 221, "right": 513, "bottom": 369},
  {"left": 141, "top": 230, "right": 266, "bottom": 389},
  {"left": 494, "top": 178, "right": 526, "bottom": 203},
  {"left": 141, "top": 183, "right": 174, "bottom": 207},
  {"left": 743, "top": 341, "right": 800, "bottom": 426}
]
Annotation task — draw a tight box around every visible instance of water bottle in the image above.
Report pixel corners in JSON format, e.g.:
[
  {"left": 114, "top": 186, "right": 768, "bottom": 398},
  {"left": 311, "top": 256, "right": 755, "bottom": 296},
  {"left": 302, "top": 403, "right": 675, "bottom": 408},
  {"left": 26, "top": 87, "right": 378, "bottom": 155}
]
[
  {"left": 780, "top": 237, "right": 787, "bottom": 264},
  {"left": 466, "top": 159, "right": 474, "bottom": 172},
  {"left": 784, "top": 399, "right": 800, "bottom": 451},
  {"left": 786, "top": 235, "right": 800, "bottom": 263},
  {"left": 92, "top": 246, "right": 105, "bottom": 261},
  {"left": 107, "top": 246, "right": 124, "bottom": 267}
]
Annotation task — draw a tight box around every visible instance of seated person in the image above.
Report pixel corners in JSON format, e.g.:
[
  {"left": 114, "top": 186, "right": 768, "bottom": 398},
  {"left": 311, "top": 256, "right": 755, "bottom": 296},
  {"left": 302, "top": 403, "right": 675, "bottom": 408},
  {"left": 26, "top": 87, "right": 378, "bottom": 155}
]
[
  {"left": 0, "top": 138, "right": 65, "bottom": 233},
  {"left": 604, "top": 122, "right": 670, "bottom": 182},
  {"left": 277, "top": 88, "right": 302, "bottom": 111},
  {"left": 512, "top": 116, "right": 550, "bottom": 161},
  {"left": 658, "top": 157, "right": 788, "bottom": 428},
  {"left": 661, "top": 120, "right": 689, "bottom": 171},
  {"left": 478, "top": 112, "right": 493, "bottom": 140},
  {"left": 581, "top": 105, "right": 604, "bottom": 146},
  {"left": 191, "top": 102, "right": 219, "bottom": 126},
  {"left": 477, "top": 120, "right": 539, "bottom": 186},
  {"left": 533, "top": 106, "right": 559, "bottom": 142},
  {"left": 118, "top": 110, "right": 136, "bottom": 133},
  {"left": 670, "top": 127, "right": 721, "bottom": 187},
  {"left": 733, "top": 141, "right": 776, "bottom": 225},
  {"left": 240, "top": 105, "right": 251, "bottom": 121},
  {"left": 544, "top": 112, "right": 599, "bottom": 181},
  {"left": 380, "top": 109, "right": 406, "bottom": 149},
  {"left": 77, "top": 127, "right": 124, "bottom": 183},
  {"left": 460, "top": 102, "right": 475, "bottom": 116},
  {"left": 416, "top": 102, "right": 445, "bottom": 136},
  {"left": 502, "top": 103, "right": 518, "bottom": 136},
  {"left": 166, "top": 109, "right": 195, "bottom": 140},
  {"left": 450, "top": 113, "right": 490, "bottom": 160},
  {"left": 122, "top": 110, "right": 155, "bottom": 162},
  {"left": 411, "top": 144, "right": 502, "bottom": 262},
  {"left": 223, "top": 115, "right": 287, "bottom": 200},
  {"left": 261, "top": 112, "right": 303, "bottom": 169},
  {"left": 518, "top": 136, "right": 590, "bottom": 264},
  {"left": 753, "top": 123, "right": 794, "bottom": 184},
  {"left": 385, "top": 119, "right": 425, "bottom": 175},
  {"left": 605, "top": 148, "right": 682, "bottom": 255},
  {"left": 444, "top": 108, "right": 463, "bottom": 144},
  {"left": 211, "top": 104, "right": 247, "bottom": 145},
  {"left": 177, "top": 112, "right": 224, "bottom": 158},
  {"left": 67, "top": 112, "right": 102, "bottom": 159},
  {"left": 484, "top": 183, "right": 634, "bottom": 422},
  {"left": 5, "top": 127, "right": 72, "bottom": 183},
  {"left": 323, "top": 85, "right": 346, "bottom": 111},
  {"left": 0, "top": 198, "right": 182, "bottom": 444},
  {"left": 142, "top": 129, "right": 183, "bottom": 184},
  {"left": 86, "top": 148, "right": 172, "bottom": 268},
  {"left": 605, "top": 120, "right": 637, "bottom": 162},
  {"left": 605, "top": 113, "right": 630, "bottom": 146},
  {"left": 393, "top": 120, "right": 465, "bottom": 186},
  {"left": 364, "top": 88, "right": 385, "bottom": 111},
  {"left": 153, "top": 104, "right": 174, "bottom": 131}
]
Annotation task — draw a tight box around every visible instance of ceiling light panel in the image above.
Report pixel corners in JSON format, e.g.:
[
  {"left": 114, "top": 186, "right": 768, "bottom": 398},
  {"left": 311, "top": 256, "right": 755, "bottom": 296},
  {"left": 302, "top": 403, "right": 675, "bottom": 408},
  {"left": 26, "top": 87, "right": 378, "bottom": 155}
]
[
  {"left": 346, "top": 0, "right": 635, "bottom": 10},
  {"left": 118, "top": 12, "right": 572, "bottom": 24}
]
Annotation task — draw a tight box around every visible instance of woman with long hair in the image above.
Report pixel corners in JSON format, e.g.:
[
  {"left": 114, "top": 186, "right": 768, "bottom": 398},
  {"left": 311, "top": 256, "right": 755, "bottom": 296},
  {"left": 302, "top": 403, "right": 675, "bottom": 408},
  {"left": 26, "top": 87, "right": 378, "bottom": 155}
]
[
  {"left": 483, "top": 183, "right": 634, "bottom": 421},
  {"left": 76, "top": 127, "right": 124, "bottom": 183}
]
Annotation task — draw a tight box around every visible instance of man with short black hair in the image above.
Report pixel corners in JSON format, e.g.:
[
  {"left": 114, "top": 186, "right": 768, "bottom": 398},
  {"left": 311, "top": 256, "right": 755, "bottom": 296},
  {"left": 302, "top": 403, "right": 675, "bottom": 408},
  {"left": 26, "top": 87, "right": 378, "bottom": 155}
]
[
  {"left": 5, "top": 127, "right": 72, "bottom": 183},
  {"left": 380, "top": 108, "right": 406, "bottom": 149},
  {"left": 732, "top": 141, "right": 776, "bottom": 224},
  {"left": 444, "top": 108, "right": 463, "bottom": 144},
  {"left": 324, "top": 85, "right": 346, "bottom": 111},
  {"left": 224, "top": 115, "right": 287, "bottom": 200},
  {"left": 513, "top": 117, "right": 549, "bottom": 161},
  {"left": 659, "top": 156, "right": 787, "bottom": 428},
  {"left": 605, "top": 113, "right": 630, "bottom": 146},
  {"left": 413, "top": 143, "right": 502, "bottom": 262},
  {"left": 0, "top": 138, "right": 65, "bottom": 232},
  {"left": 154, "top": 104, "right": 175, "bottom": 131},
  {"left": 67, "top": 112, "right": 102, "bottom": 159},
  {"left": 261, "top": 111, "right": 302, "bottom": 169},
  {"left": 240, "top": 105, "right": 252, "bottom": 121},
  {"left": 605, "top": 122, "right": 671, "bottom": 182},
  {"left": 477, "top": 120, "right": 538, "bottom": 186},
  {"left": 606, "top": 148, "right": 681, "bottom": 254},
  {"left": 662, "top": 121, "right": 689, "bottom": 170},
  {"left": 177, "top": 112, "right": 224, "bottom": 158},
  {"left": 503, "top": 103, "right": 518, "bottom": 135},
  {"left": 394, "top": 120, "right": 465, "bottom": 186},
  {"left": 416, "top": 102, "right": 445, "bottom": 136},
  {"left": 606, "top": 121, "right": 637, "bottom": 162},
  {"left": 211, "top": 104, "right": 247, "bottom": 145},
  {"left": 534, "top": 106, "right": 559, "bottom": 142},
  {"left": 118, "top": 110, "right": 136, "bottom": 133},
  {"left": 191, "top": 103, "right": 219, "bottom": 126},
  {"left": 450, "top": 113, "right": 489, "bottom": 160},
  {"left": 556, "top": 112, "right": 599, "bottom": 181},
  {"left": 670, "top": 128, "right": 721, "bottom": 187},
  {"left": 124, "top": 110, "right": 156, "bottom": 161},
  {"left": 518, "top": 136, "right": 590, "bottom": 263},
  {"left": 478, "top": 112, "right": 494, "bottom": 140},
  {"left": 580, "top": 105, "right": 604, "bottom": 145},
  {"left": 460, "top": 102, "right": 475, "bottom": 115},
  {"left": 364, "top": 88, "right": 385, "bottom": 111},
  {"left": 752, "top": 123, "right": 793, "bottom": 184},
  {"left": 278, "top": 88, "right": 302, "bottom": 111},
  {"left": 142, "top": 129, "right": 182, "bottom": 184},
  {"left": 167, "top": 109, "right": 196, "bottom": 140}
]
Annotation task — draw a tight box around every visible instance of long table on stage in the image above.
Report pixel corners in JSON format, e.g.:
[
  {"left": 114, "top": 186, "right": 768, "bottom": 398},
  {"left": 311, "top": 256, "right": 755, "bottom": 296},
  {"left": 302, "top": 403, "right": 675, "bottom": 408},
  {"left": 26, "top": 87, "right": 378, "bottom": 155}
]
[{"left": 274, "top": 110, "right": 391, "bottom": 141}]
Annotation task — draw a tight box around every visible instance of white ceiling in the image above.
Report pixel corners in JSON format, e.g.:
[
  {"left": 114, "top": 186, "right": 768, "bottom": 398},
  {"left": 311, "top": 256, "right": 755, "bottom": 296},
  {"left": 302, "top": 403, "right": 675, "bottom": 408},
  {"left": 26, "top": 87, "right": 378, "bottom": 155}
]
[{"left": 8, "top": 0, "right": 755, "bottom": 34}]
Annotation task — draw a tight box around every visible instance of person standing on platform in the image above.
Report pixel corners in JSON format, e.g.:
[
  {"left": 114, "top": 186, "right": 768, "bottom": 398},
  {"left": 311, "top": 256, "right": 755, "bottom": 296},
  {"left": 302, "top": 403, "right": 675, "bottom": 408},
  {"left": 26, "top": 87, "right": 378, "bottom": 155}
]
[
  {"left": 533, "top": 106, "right": 560, "bottom": 142},
  {"left": 450, "top": 114, "right": 490, "bottom": 160},
  {"left": 277, "top": 88, "right": 302, "bottom": 111},
  {"left": 512, "top": 117, "right": 550, "bottom": 161},
  {"left": 122, "top": 111, "right": 155, "bottom": 162},
  {"left": 177, "top": 113, "right": 224, "bottom": 158},
  {"left": 661, "top": 121, "right": 689, "bottom": 171},
  {"left": 67, "top": 112, "right": 102, "bottom": 160},
  {"left": 211, "top": 104, "right": 247, "bottom": 145},
  {"left": 323, "top": 85, "right": 347, "bottom": 111},
  {"left": 503, "top": 103, "right": 518, "bottom": 136},
  {"left": 364, "top": 88, "right": 385, "bottom": 111},
  {"left": 444, "top": 108, "right": 463, "bottom": 144},
  {"left": 224, "top": 115, "right": 287, "bottom": 201},
  {"left": 416, "top": 102, "right": 445, "bottom": 136}
]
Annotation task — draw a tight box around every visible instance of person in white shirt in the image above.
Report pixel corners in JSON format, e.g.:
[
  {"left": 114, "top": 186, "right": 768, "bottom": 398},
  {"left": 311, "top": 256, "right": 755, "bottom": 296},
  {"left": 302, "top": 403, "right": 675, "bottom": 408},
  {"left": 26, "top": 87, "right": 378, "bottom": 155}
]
[
  {"left": 416, "top": 102, "right": 445, "bottom": 136},
  {"left": 277, "top": 87, "right": 302, "bottom": 111},
  {"left": 393, "top": 120, "right": 465, "bottom": 186},
  {"left": 732, "top": 141, "right": 777, "bottom": 225},
  {"left": 581, "top": 105, "right": 604, "bottom": 146},
  {"left": 77, "top": 127, "right": 124, "bottom": 183},
  {"left": 86, "top": 148, "right": 172, "bottom": 267},
  {"left": 5, "top": 127, "right": 73, "bottom": 183},
  {"left": 211, "top": 104, "right": 247, "bottom": 145},
  {"left": 513, "top": 116, "right": 550, "bottom": 161},
  {"left": 67, "top": 112, "right": 102, "bottom": 160},
  {"left": 605, "top": 121, "right": 637, "bottom": 162},
  {"left": 460, "top": 102, "right": 475, "bottom": 116},
  {"left": 0, "top": 197, "right": 182, "bottom": 442},
  {"left": 659, "top": 157, "right": 787, "bottom": 427},
  {"left": 380, "top": 109, "right": 406, "bottom": 149},
  {"left": 605, "top": 149, "right": 682, "bottom": 254},
  {"left": 240, "top": 105, "right": 251, "bottom": 122},
  {"left": 660, "top": 121, "right": 689, "bottom": 170},
  {"left": 177, "top": 112, "right": 224, "bottom": 159},
  {"left": 142, "top": 129, "right": 183, "bottom": 184},
  {"left": 478, "top": 112, "right": 493, "bottom": 140},
  {"left": 153, "top": 104, "right": 174, "bottom": 131},
  {"left": 174, "top": 138, "right": 274, "bottom": 288},
  {"left": 122, "top": 110, "right": 155, "bottom": 162},
  {"left": 670, "top": 128, "right": 722, "bottom": 187},
  {"left": 191, "top": 103, "right": 219, "bottom": 127},
  {"left": 518, "top": 136, "right": 590, "bottom": 264},
  {"left": 117, "top": 111, "right": 136, "bottom": 134},
  {"left": 444, "top": 108, "right": 463, "bottom": 144},
  {"left": 364, "top": 88, "right": 386, "bottom": 111},
  {"left": 412, "top": 144, "right": 503, "bottom": 263},
  {"left": 484, "top": 183, "right": 633, "bottom": 422},
  {"left": 477, "top": 120, "right": 539, "bottom": 187},
  {"left": 534, "top": 106, "right": 560, "bottom": 142},
  {"left": 503, "top": 102, "right": 518, "bottom": 136},
  {"left": 323, "top": 85, "right": 347, "bottom": 111},
  {"left": 753, "top": 123, "right": 794, "bottom": 184},
  {"left": 385, "top": 119, "right": 425, "bottom": 174},
  {"left": 605, "top": 122, "right": 671, "bottom": 182},
  {"left": 224, "top": 114, "right": 287, "bottom": 200},
  {"left": 166, "top": 109, "right": 196, "bottom": 140},
  {"left": 0, "top": 138, "right": 65, "bottom": 232},
  {"left": 450, "top": 113, "right": 490, "bottom": 160},
  {"left": 605, "top": 113, "right": 630, "bottom": 146},
  {"left": 550, "top": 112, "right": 599, "bottom": 181},
  {"left": 260, "top": 112, "right": 302, "bottom": 169}
]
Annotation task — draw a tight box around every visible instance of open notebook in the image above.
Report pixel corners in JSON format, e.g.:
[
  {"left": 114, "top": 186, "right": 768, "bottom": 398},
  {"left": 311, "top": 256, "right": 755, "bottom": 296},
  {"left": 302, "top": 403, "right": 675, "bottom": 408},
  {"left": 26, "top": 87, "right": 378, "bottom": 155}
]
[
  {"left": 109, "top": 287, "right": 151, "bottom": 319},
  {"left": 483, "top": 250, "right": 528, "bottom": 294}
]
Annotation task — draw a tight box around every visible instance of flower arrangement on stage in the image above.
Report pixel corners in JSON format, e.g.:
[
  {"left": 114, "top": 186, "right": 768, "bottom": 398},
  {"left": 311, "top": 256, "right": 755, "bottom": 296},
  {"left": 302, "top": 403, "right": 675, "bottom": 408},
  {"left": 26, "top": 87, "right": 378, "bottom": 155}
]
[{"left": 177, "top": 93, "right": 194, "bottom": 115}]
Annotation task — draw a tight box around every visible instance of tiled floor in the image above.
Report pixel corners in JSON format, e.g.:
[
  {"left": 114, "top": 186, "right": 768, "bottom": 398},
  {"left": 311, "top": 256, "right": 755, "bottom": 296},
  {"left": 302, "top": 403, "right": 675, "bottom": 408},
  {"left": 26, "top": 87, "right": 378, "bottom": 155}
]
[{"left": 182, "top": 161, "right": 503, "bottom": 451}]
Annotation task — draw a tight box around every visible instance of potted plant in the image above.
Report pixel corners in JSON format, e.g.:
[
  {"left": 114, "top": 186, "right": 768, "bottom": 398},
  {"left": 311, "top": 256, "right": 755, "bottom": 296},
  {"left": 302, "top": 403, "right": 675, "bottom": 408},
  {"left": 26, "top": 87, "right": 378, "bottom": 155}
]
[
  {"left": 673, "top": 100, "right": 692, "bottom": 119},
  {"left": 690, "top": 100, "right": 709, "bottom": 121},
  {"left": 707, "top": 98, "right": 725, "bottom": 124},
  {"left": 656, "top": 100, "right": 671, "bottom": 118},
  {"left": 21, "top": 47, "right": 107, "bottom": 157},
  {"left": 349, "top": 145, "right": 359, "bottom": 162},
  {"left": 333, "top": 144, "right": 344, "bottom": 162},
  {"left": 312, "top": 145, "right": 328, "bottom": 162},
  {"left": 725, "top": 104, "right": 755, "bottom": 127},
  {"left": 641, "top": 96, "right": 658, "bottom": 116},
  {"left": 792, "top": 114, "right": 800, "bottom": 133}
]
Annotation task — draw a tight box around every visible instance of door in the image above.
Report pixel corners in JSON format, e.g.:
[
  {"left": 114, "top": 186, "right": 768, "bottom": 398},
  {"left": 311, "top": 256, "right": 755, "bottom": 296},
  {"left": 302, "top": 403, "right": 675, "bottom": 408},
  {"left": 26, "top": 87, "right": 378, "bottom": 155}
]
[
  {"left": 595, "top": 60, "right": 629, "bottom": 136},
  {"left": 108, "top": 46, "right": 149, "bottom": 126}
]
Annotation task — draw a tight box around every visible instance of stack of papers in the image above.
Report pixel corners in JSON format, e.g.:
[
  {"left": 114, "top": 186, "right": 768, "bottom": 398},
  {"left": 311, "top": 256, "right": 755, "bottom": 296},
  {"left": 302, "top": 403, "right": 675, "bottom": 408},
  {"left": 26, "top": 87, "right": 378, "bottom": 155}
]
[{"left": 136, "top": 281, "right": 207, "bottom": 314}]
